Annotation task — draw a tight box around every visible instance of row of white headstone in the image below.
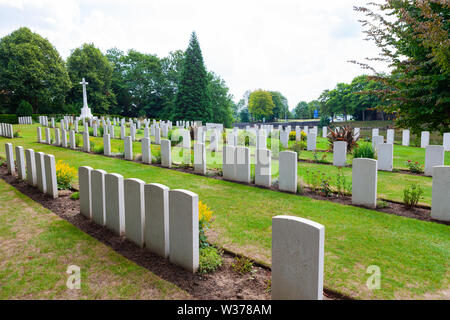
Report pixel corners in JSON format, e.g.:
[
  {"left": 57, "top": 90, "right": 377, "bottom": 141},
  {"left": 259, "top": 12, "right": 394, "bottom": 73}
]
[
  {"left": 77, "top": 163, "right": 326, "bottom": 299},
  {"left": 372, "top": 128, "right": 450, "bottom": 151},
  {"left": 18, "top": 116, "right": 32, "bottom": 124},
  {"left": 78, "top": 165, "right": 200, "bottom": 273},
  {"left": 4, "top": 143, "right": 58, "bottom": 198},
  {"left": 352, "top": 157, "right": 449, "bottom": 221},
  {"left": 0, "top": 123, "right": 14, "bottom": 138}
]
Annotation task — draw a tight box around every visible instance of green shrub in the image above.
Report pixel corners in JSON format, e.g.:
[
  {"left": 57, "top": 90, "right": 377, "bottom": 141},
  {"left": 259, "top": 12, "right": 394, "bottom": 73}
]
[
  {"left": 231, "top": 256, "right": 253, "bottom": 275},
  {"left": 405, "top": 160, "right": 423, "bottom": 174},
  {"left": 0, "top": 114, "right": 18, "bottom": 124},
  {"left": 290, "top": 141, "right": 305, "bottom": 159},
  {"left": 353, "top": 143, "right": 376, "bottom": 159},
  {"left": 75, "top": 135, "right": 81, "bottom": 147},
  {"left": 13, "top": 130, "right": 21, "bottom": 138},
  {"left": 198, "top": 246, "right": 223, "bottom": 274},
  {"left": 93, "top": 145, "right": 104, "bottom": 154},
  {"left": 70, "top": 192, "right": 80, "bottom": 200},
  {"left": 16, "top": 100, "right": 33, "bottom": 117},
  {"left": 403, "top": 183, "right": 424, "bottom": 208}
]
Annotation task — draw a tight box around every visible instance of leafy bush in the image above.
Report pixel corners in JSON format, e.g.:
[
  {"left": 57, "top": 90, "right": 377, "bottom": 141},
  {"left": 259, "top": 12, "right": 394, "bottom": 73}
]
[
  {"left": 152, "top": 149, "right": 161, "bottom": 164},
  {"left": 319, "top": 116, "right": 331, "bottom": 128},
  {"left": 199, "top": 246, "right": 223, "bottom": 274},
  {"left": 405, "top": 160, "right": 423, "bottom": 174},
  {"left": 199, "top": 201, "right": 213, "bottom": 248},
  {"left": 403, "top": 183, "right": 424, "bottom": 208},
  {"left": 232, "top": 256, "right": 253, "bottom": 275},
  {"left": 0, "top": 114, "right": 18, "bottom": 124},
  {"left": 16, "top": 100, "right": 33, "bottom": 117},
  {"left": 320, "top": 174, "right": 332, "bottom": 197},
  {"left": 328, "top": 125, "right": 359, "bottom": 152},
  {"left": 289, "top": 131, "right": 296, "bottom": 141},
  {"left": 75, "top": 135, "right": 81, "bottom": 147},
  {"left": 93, "top": 145, "right": 104, "bottom": 154},
  {"left": 237, "top": 131, "right": 256, "bottom": 146},
  {"left": 312, "top": 151, "right": 328, "bottom": 163},
  {"left": 13, "top": 130, "right": 21, "bottom": 138},
  {"left": 353, "top": 143, "right": 376, "bottom": 159},
  {"left": 56, "top": 160, "right": 77, "bottom": 190},
  {"left": 336, "top": 168, "right": 351, "bottom": 196},
  {"left": 70, "top": 192, "right": 80, "bottom": 200},
  {"left": 290, "top": 141, "right": 305, "bottom": 158}
]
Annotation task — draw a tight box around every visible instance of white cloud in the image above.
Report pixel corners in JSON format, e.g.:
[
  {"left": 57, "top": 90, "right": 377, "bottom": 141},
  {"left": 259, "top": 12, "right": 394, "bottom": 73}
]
[{"left": 0, "top": 0, "right": 387, "bottom": 109}]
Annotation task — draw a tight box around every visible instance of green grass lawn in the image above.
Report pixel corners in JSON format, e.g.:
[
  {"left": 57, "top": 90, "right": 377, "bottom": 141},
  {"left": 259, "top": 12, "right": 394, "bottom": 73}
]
[
  {"left": 0, "top": 179, "right": 189, "bottom": 299},
  {"left": 1, "top": 123, "right": 449, "bottom": 300}
]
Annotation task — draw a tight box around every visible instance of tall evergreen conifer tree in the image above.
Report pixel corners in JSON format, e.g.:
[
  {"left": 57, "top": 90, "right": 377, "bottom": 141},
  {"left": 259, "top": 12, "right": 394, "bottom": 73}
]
[{"left": 174, "top": 32, "right": 210, "bottom": 122}]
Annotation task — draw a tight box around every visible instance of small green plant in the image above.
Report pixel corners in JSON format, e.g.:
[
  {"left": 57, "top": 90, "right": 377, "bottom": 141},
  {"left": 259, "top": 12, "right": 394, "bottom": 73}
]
[
  {"left": 264, "top": 279, "right": 272, "bottom": 293},
  {"left": 335, "top": 168, "right": 351, "bottom": 196},
  {"left": 152, "top": 149, "right": 161, "bottom": 164},
  {"left": 199, "top": 201, "right": 213, "bottom": 249},
  {"left": 353, "top": 143, "right": 376, "bottom": 159},
  {"left": 320, "top": 174, "right": 332, "bottom": 197},
  {"left": 198, "top": 246, "right": 223, "bottom": 274},
  {"left": 403, "top": 183, "right": 424, "bottom": 208},
  {"left": 377, "top": 200, "right": 389, "bottom": 209},
  {"left": 405, "top": 160, "right": 423, "bottom": 174},
  {"left": 93, "top": 145, "right": 104, "bottom": 154},
  {"left": 290, "top": 141, "right": 305, "bottom": 157},
  {"left": 305, "top": 169, "right": 320, "bottom": 192},
  {"left": 70, "top": 192, "right": 80, "bottom": 200},
  {"left": 13, "top": 130, "right": 21, "bottom": 138},
  {"left": 231, "top": 256, "right": 253, "bottom": 275},
  {"left": 75, "top": 135, "right": 81, "bottom": 147}
]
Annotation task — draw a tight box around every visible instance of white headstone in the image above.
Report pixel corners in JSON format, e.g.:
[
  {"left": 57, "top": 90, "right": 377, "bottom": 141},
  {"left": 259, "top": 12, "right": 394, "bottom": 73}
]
[
  {"left": 25, "top": 149, "right": 37, "bottom": 186},
  {"left": 272, "top": 215, "right": 324, "bottom": 300},
  {"left": 79, "top": 166, "right": 93, "bottom": 219},
  {"left": 255, "top": 149, "right": 271, "bottom": 188},
  {"left": 161, "top": 139, "right": 171, "bottom": 168},
  {"left": 15, "top": 146, "right": 26, "bottom": 180},
  {"left": 352, "top": 158, "right": 377, "bottom": 208},
  {"left": 91, "top": 169, "right": 107, "bottom": 226},
  {"left": 431, "top": 166, "right": 450, "bottom": 222},
  {"left": 144, "top": 183, "right": 170, "bottom": 258},
  {"left": 169, "top": 189, "right": 199, "bottom": 273},
  {"left": 378, "top": 143, "right": 393, "bottom": 171},
  {"left": 425, "top": 145, "right": 444, "bottom": 176},
  {"left": 105, "top": 173, "right": 125, "bottom": 235},
  {"left": 279, "top": 151, "right": 297, "bottom": 193},
  {"left": 124, "top": 178, "right": 145, "bottom": 247},
  {"left": 44, "top": 154, "right": 58, "bottom": 198},
  {"left": 421, "top": 131, "right": 430, "bottom": 148},
  {"left": 333, "top": 141, "right": 347, "bottom": 167},
  {"left": 402, "top": 129, "right": 410, "bottom": 146},
  {"left": 5, "top": 143, "right": 15, "bottom": 175}
]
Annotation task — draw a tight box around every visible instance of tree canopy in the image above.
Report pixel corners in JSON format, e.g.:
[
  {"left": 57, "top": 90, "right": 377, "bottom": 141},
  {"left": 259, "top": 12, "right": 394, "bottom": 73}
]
[
  {"left": 66, "top": 43, "right": 116, "bottom": 115},
  {"left": 248, "top": 90, "right": 275, "bottom": 121},
  {"left": 353, "top": 0, "right": 450, "bottom": 133},
  {"left": 0, "top": 27, "right": 71, "bottom": 114},
  {"left": 174, "top": 32, "right": 210, "bottom": 122}
]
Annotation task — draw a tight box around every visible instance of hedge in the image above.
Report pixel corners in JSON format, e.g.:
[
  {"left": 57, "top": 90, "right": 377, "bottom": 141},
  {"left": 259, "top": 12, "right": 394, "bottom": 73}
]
[{"left": 0, "top": 114, "right": 18, "bottom": 124}]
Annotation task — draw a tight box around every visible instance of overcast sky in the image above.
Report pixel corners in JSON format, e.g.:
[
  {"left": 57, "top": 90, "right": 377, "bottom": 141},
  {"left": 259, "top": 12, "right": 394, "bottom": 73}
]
[{"left": 0, "top": 0, "right": 386, "bottom": 110}]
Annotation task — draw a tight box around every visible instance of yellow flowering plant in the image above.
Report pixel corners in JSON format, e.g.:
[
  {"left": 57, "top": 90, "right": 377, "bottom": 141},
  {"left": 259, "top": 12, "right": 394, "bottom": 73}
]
[
  {"left": 55, "top": 160, "right": 77, "bottom": 190},
  {"left": 199, "top": 201, "right": 213, "bottom": 248}
]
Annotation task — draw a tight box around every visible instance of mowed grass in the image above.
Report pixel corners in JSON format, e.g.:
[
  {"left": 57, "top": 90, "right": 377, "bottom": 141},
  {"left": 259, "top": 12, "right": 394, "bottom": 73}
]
[
  {"left": 0, "top": 179, "right": 189, "bottom": 300},
  {"left": 1, "top": 124, "right": 449, "bottom": 300}
]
